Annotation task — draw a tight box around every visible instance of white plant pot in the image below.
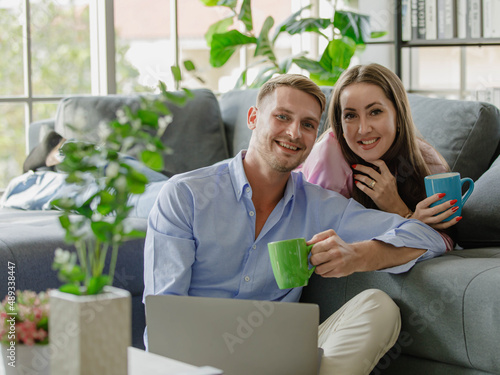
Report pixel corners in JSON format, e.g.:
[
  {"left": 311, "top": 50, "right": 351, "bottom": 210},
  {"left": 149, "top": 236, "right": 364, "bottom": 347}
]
[
  {"left": 1, "top": 342, "right": 50, "bottom": 375},
  {"left": 49, "top": 286, "right": 131, "bottom": 375}
]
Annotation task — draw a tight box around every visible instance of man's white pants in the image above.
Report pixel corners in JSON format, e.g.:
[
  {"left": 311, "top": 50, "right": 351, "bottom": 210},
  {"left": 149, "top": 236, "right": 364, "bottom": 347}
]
[{"left": 318, "top": 289, "right": 401, "bottom": 375}]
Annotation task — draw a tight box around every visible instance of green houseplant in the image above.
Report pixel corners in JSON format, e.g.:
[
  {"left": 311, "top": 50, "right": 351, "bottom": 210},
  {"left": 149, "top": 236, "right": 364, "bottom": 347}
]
[
  {"left": 47, "top": 71, "right": 192, "bottom": 375},
  {"left": 200, "top": 0, "right": 385, "bottom": 87},
  {"left": 51, "top": 73, "right": 191, "bottom": 296}
]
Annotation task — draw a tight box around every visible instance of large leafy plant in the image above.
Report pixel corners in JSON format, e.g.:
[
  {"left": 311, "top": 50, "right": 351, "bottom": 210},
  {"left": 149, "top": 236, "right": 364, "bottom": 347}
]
[
  {"left": 201, "top": 0, "right": 385, "bottom": 87},
  {"left": 51, "top": 70, "right": 192, "bottom": 295}
]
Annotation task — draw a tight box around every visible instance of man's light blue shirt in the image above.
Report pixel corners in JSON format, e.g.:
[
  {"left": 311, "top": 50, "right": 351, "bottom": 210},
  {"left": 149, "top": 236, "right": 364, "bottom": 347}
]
[{"left": 143, "top": 151, "right": 446, "bottom": 304}]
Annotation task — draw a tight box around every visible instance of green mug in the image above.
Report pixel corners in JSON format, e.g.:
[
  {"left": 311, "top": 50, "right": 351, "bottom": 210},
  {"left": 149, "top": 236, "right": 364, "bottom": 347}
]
[{"left": 268, "top": 238, "right": 316, "bottom": 289}]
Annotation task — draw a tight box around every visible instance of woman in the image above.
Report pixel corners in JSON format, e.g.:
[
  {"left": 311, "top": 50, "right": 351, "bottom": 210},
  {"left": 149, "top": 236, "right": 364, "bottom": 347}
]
[{"left": 299, "top": 63, "right": 458, "bottom": 250}]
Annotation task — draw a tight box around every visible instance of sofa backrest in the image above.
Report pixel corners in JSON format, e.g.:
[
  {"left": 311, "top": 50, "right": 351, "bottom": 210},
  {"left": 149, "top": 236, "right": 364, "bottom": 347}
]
[
  {"left": 408, "top": 93, "right": 500, "bottom": 181},
  {"left": 53, "top": 89, "right": 229, "bottom": 177}
]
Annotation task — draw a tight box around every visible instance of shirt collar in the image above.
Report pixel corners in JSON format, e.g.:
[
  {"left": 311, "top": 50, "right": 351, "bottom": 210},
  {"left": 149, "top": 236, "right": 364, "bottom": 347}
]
[
  {"left": 229, "top": 150, "right": 250, "bottom": 201},
  {"left": 229, "top": 150, "right": 296, "bottom": 205}
]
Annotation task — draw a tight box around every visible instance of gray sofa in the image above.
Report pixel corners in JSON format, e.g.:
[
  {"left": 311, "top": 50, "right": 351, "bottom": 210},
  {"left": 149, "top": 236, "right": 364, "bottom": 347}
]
[{"left": 1, "top": 87, "right": 499, "bottom": 374}]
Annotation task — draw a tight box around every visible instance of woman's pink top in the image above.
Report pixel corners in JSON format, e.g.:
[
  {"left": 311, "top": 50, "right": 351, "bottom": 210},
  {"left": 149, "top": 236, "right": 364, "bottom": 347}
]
[{"left": 297, "top": 131, "right": 454, "bottom": 251}]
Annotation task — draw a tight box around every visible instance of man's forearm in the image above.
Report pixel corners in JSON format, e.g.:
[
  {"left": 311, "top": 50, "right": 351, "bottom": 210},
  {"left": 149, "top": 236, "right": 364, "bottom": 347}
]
[{"left": 352, "top": 240, "right": 426, "bottom": 272}]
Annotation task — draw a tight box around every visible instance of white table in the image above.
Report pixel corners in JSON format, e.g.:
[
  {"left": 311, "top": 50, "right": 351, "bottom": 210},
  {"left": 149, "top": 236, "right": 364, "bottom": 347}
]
[
  {"left": 128, "top": 347, "right": 223, "bottom": 375},
  {"left": 1, "top": 347, "right": 222, "bottom": 375}
]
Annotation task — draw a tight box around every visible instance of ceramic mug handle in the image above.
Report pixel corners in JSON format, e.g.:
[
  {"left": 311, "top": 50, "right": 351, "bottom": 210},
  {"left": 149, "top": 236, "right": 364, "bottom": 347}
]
[
  {"left": 306, "top": 244, "right": 316, "bottom": 277},
  {"left": 460, "top": 177, "right": 474, "bottom": 205}
]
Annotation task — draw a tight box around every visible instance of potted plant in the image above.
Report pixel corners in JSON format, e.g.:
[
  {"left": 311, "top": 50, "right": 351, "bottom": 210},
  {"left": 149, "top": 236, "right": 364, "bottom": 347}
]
[
  {"left": 199, "top": 0, "right": 386, "bottom": 87},
  {"left": 0, "top": 290, "right": 50, "bottom": 375},
  {"left": 47, "top": 71, "right": 191, "bottom": 375}
]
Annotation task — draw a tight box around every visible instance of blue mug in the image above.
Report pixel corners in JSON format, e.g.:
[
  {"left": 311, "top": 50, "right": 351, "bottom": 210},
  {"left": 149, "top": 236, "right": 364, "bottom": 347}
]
[{"left": 424, "top": 172, "right": 474, "bottom": 222}]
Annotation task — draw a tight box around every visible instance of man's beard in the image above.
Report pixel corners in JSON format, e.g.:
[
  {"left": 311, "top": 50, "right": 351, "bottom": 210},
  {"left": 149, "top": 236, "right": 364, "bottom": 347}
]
[{"left": 262, "top": 147, "right": 305, "bottom": 173}]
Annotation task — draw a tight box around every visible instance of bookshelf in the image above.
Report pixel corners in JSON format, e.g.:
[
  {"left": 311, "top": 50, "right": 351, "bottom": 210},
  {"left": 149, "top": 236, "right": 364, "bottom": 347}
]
[{"left": 394, "top": 0, "right": 500, "bottom": 101}]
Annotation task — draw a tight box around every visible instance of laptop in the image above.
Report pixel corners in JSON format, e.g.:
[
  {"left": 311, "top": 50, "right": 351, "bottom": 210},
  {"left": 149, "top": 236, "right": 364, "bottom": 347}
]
[{"left": 145, "top": 295, "right": 321, "bottom": 375}]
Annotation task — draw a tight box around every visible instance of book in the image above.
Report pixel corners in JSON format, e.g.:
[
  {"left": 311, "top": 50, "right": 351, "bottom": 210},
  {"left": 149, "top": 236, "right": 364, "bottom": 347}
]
[
  {"left": 443, "top": 0, "right": 456, "bottom": 38},
  {"left": 417, "top": 0, "right": 426, "bottom": 39},
  {"left": 456, "top": 0, "right": 467, "bottom": 38},
  {"left": 411, "top": 0, "right": 420, "bottom": 39},
  {"left": 437, "top": 0, "right": 445, "bottom": 38},
  {"left": 426, "top": 0, "right": 438, "bottom": 39},
  {"left": 402, "top": 0, "right": 412, "bottom": 41},
  {"left": 467, "top": 0, "right": 482, "bottom": 39},
  {"left": 483, "top": 0, "right": 500, "bottom": 37}
]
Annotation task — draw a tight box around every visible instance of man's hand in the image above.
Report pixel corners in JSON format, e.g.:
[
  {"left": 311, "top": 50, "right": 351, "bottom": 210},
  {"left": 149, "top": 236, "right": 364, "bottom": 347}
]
[
  {"left": 307, "top": 229, "right": 427, "bottom": 278},
  {"left": 308, "top": 229, "right": 365, "bottom": 278}
]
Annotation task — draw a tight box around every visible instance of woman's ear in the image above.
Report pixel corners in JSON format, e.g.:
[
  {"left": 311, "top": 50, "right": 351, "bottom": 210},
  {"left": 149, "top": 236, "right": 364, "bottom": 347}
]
[{"left": 247, "top": 106, "right": 258, "bottom": 130}]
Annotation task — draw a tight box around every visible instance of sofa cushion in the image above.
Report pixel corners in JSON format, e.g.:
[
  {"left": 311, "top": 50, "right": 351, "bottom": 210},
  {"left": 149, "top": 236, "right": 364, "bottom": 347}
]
[
  {"left": 301, "top": 248, "right": 500, "bottom": 375},
  {"left": 55, "top": 89, "right": 229, "bottom": 177},
  {"left": 456, "top": 154, "right": 500, "bottom": 248},
  {"left": 408, "top": 94, "right": 500, "bottom": 181}
]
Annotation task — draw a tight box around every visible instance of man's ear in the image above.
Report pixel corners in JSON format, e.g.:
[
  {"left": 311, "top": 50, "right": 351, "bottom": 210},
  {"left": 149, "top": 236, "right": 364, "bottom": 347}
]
[{"left": 247, "top": 106, "right": 258, "bottom": 130}]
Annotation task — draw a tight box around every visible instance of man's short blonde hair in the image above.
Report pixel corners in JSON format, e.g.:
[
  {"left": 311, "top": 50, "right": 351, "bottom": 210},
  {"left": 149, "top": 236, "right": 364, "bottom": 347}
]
[{"left": 256, "top": 74, "right": 326, "bottom": 114}]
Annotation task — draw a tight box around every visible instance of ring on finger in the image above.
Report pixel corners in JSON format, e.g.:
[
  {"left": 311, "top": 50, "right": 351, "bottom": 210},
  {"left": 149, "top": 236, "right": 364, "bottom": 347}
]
[{"left": 369, "top": 180, "right": 376, "bottom": 188}]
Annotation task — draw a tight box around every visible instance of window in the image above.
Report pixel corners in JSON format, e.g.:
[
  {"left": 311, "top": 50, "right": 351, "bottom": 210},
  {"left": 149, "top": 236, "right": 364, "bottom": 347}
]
[
  {"left": 1, "top": 0, "right": 375, "bottom": 190},
  {"left": 113, "top": 0, "right": 294, "bottom": 94},
  {"left": 0, "top": 0, "right": 91, "bottom": 188}
]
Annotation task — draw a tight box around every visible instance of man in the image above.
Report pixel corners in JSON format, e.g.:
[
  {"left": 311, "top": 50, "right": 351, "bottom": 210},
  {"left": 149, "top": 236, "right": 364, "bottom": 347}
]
[{"left": 143, "top": 74, "right": 446, "bottom": 374}]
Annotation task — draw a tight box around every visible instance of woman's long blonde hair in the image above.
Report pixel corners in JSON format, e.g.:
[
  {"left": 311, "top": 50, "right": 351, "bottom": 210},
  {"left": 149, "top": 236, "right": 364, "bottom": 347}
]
[{"left": 329, "top": 63, "right": 439, "bottom": 211}]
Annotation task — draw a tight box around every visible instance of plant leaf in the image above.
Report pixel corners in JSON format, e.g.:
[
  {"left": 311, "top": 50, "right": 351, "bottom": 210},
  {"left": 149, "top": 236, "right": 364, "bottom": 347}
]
[
  {"left": 254, "top": 16, "right": 276, "bottom": 62},
  {"left": 183, "top": 60, "right": 196, "bottom": 71},
  {"left": 171, "top": 65, "right": 182, "bottom": 82},
  {"left": 319, "top": 37, "right": 356, "bottom": 72},
  {"left": 200, "top": 0, "right": 219, "bottom": 5},
  {"left": 234, "top": 69, "right": 247, "bottom": 88},
  {"left": 278, "top": 57, "right": 293, "bottom": 73},
  {"left": 200, "top": 0, "right": 236, "bottom": 6},
  {"left": 59, "top": 283, "right": 81, "bottom": 295},
  {"left": 91, "top": 221, "right": 115, "bottom": 242},
  {"left": 308, "top": 38, "right": 356, "bottom": 86},
  {"left": 136, "top": 109, "right": 159, "bottom": 126},
  {"left": 238, "top": 0, "right": 253, "bottom": 31},
  {"left": 126, "top": 168, "right": 148, "bottom": 194},
  {"left": 371, "top": 31, "right": 387, "bottom": 39},
  {"left": 87, "top": 275, "right": 110, "bottom": 295},
  {"left": 123, "top": 229, "right": 147, "bottom": 240},
  {"left": 334, "top": 10, "right": 370, "bottom": 45},
  {"left": 292, "top": 57, "right": 325, "bottom": 74},
  {"left": 284, "top": 17, "right": 331, "bottom": 36},
  {"left": 210, "top": 30, "right": 256, "bottom": 67},
  {"left": 141, "top": 149, "right": 164, "bottom": 171},
  {"left": 248, "top": 65, "right": 279, "bottom": 88},
  {"left": 272, "top": 5, "right": 311, "bottom": 42},
  {"left": 205, "top": 16, "right": 234, "bottom": 45},
  {"left": 164, "top": 91, "right": 188, "bottom": 106}
]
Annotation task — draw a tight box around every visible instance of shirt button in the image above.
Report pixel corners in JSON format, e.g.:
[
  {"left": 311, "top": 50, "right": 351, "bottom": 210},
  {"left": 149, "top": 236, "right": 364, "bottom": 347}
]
[
  {"left": 244, "top": 276, "right": 250, "bottom": 282},
  {"left": 252, "top": 245, "right": 256, "bottom": 250},
  {"left": 249, "top": 211, "right": 255, "bottom": 216},
  {"left": 246, "top": 187, "right": 251, "bottom": 194}
]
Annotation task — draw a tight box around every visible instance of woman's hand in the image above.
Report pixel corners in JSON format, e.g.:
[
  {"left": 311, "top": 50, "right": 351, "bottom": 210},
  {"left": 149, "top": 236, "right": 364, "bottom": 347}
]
[
  {"left": 352, "top": 160, "right": 409, "bottom": 216},
  {"left": 412, "top": 193, "right": 462, "bottom": 230}
]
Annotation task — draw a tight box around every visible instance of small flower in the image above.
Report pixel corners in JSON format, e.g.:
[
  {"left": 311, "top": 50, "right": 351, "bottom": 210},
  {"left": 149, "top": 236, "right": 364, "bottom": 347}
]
[
  {"left": 0, "top": 290, "right": 50, "bottom": 345},
  {"left": 54, "top": 248, "right": 71, "bottom": 265},
  {"left": 114, "top": 175, "right": 128, "bottom": 192},
  {"left": 106, "top": 162, "right": 120, "bottom": 178}
]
